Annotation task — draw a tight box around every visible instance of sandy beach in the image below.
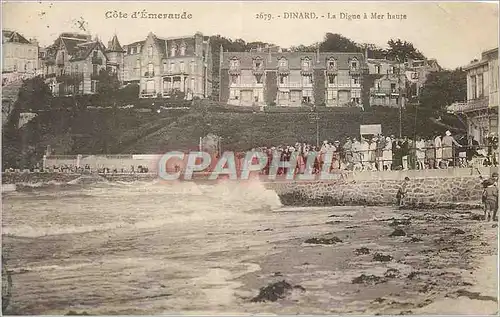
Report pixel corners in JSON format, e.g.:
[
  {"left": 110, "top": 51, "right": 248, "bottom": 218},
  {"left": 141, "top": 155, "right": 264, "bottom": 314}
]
[{"left": 2, "top": 181, "right": 498, "bottom": 315}]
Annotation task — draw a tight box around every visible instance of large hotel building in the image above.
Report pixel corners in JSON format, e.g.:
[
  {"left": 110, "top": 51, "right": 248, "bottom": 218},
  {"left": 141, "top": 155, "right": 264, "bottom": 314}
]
[
  {"left": 219, "top": 47, "right": 366, "bottom": 107},
  {"left": 35, "top": 31, "right": 212, "bottom": 99}
]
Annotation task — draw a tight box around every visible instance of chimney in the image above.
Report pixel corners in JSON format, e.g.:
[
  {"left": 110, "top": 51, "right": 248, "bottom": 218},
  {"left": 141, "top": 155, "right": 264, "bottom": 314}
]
[
  {"left": 364, "top": 45, "right": 369, "bottom": 60},
  {"left": 219, "top": 44, "right": 223, "bottom": 67},
  {"left": 316, "top": 45, "right": 320, "bottom": 63}
]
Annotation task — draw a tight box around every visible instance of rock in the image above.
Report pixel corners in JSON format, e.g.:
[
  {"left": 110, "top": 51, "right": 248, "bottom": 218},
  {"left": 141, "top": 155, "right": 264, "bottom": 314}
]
[
  {"left": 470, "top": 214, "right": 484, "bottom": 221},
  {"left": 326, "top": 220, "right": 342, "bottom": 225},
  {"left": 409, "top": 236, "right": 423, "bottom": 242},
  {"left": 389, "top": 219, "right": 411, "bottom": 226},
  {"left": 373, "top": 253, "right": 393, "bottom": 262},
  {"left": 65, "top": 312, "right": 89, "bottom": 316},
  {"left": 407, "top": 271, "right": 420, "bottom": 279},
  {"left": 452, "top": 229, "right": 466, "bottom": 235},
  {"left": 352, "top": 274, "right": 385, "bottom": 285},
  {"left": 305, "top": 236, "right": 343, "bottom": 245},
  {"left": 389, "top": 228, "right": 407, "bottom": 237},
  {"left": 384, "top": 268, "right": 400, "bottom": 278},
  {"left": 354, "top": 247, "right": 370, "bottom": 255},
  {"left": 251, "top": 280, "right": 305, "bottom": 302}
]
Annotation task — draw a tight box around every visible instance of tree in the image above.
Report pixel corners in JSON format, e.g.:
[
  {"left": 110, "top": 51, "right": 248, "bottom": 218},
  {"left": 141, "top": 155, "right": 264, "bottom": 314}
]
[
  {"left": 97, "top": 68, "right": 120, "bottom": 106},
  {"left": 418, "top": 68, "right": 467, "bottom": 116},
  {"left": 386, "top": 39, "right": 425, "bottom": 62},
  {"left": 16, "top": 76, "right": 52, "bottom": 112},
  {"left": 319, "top": 33, "right": 363, "bottom": 52}
]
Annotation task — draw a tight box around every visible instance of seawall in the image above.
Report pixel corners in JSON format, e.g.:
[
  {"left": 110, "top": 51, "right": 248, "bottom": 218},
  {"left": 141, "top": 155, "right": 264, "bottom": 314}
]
[{"left": 263, "top": 167, "right": 498, "bottom": 208}]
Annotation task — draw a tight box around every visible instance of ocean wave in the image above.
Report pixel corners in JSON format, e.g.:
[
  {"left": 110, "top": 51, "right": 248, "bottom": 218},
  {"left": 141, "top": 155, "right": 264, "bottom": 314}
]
[{"left": 3, "top": 178, "right": 283, "bottom": 238}]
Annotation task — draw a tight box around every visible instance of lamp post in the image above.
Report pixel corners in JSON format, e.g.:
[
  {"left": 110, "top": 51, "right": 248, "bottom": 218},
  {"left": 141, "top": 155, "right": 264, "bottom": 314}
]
[{"left": 309, "top": 107, "right": 320, "bottom": 148}]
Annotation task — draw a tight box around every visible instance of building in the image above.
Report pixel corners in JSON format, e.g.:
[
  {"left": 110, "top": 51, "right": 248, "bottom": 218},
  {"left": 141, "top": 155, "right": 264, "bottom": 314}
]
[
  {"left": 448, "top": 48, "right": 498, "bottom": 144},
  {"left": 219, "top": 47, "right": 366, "bottom": 107},
  {"left": 2, "top": 29, "right": 39, "bottom": 74},
  {"left": 404, "top": 58, "right": 442, "bottom": 103},
  {"left": 39, "top": 32, "right": 122, "bottom": 96},
  {"left": 366, "top": 58, "right": 406, "bottom": 108},
  {"left": 122, "top": 32, "right": 212, "bottom": 99}
]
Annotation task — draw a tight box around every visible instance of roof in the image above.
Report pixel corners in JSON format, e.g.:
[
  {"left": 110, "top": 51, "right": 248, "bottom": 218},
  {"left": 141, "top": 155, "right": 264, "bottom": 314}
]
[
  {"left": 2, "top": 30, "right": 31, "bottom": 44},
  {"left": 70, "top": 41, "right": 107, "bottom": 61},
  {"left": 107, "top": 34, "right": 124, "bottom": 52},
  {"left": 123, "top": 40, "right": 145, "bottom": 54},
  {"left": 221, "top": 51, "right": 366, "bottom": 69}
]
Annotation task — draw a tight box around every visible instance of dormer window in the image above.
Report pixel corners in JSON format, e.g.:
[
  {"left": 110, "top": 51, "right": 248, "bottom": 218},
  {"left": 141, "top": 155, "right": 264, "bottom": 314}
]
[
  {"left": 93, "top": 51, "right": 98, "bottom": 58},
  {"left": 328, "top": 58, "right": 336, "bottom": 69},
  {"left": 392, "top": 66, "right": 398, "bottom": 74},
  {"left": 171, "top": 44, "right": 176, "bottom": 57},
  {"left": 279, "top": 58, "right": 288, "bottom": 67},
  {"left": 230, "top": 59, "right": 240, "bottom": 68},
  {"left": 180, "top": 43, "right": 186, "bottom": 56},
  {"left": 136, "top": 45, "right": 141, "bottom": 53},
  {"left": 350, "top": 58, "right": 358, "bottom": 70},
  {"left": 375, "top": 65, "right": 381, "bottom": 74},
  {"left": 148, "top": 45, "right": 153, "bottom": 58},
  {"left": 301, "top": 58, "right": 311, "bottom": 68}
]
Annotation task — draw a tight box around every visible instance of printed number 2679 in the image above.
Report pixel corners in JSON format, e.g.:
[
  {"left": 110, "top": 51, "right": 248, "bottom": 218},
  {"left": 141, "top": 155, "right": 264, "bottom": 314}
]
[{"left": 256, "top": 13, "right": 272, "bottom": 20}]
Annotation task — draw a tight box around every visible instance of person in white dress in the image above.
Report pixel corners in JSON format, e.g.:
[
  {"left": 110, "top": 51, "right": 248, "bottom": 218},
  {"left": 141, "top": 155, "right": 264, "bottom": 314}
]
[
  {"left": 383, "top": 136, "right": 393, "bottom": 171},
  {"left": 416, "top": 137, "right": 426, "bottom": 169},
  {"left": 434, "top": 134, "right": 443, "bottom": 169}
]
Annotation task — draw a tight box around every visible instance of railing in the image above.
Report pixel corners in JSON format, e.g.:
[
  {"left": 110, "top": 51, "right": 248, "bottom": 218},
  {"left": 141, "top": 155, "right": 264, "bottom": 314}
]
[
  {"left": 140, "top": 90, "right": 156, "bottom": 98},
  {"left": 230, "top": 83, "right": 263, "bottom": 88},
  {"left": 252, "top": 145, "right": 498, "bottom": 173},
  {"left": 370, "top": 88, "right": 401, "bottom": 96},
  {"left": 144, "top": 71, "right": 155, "bottom": 77},
  {"left": 448, "top": 98, "right": 492, "bottom": 113}
]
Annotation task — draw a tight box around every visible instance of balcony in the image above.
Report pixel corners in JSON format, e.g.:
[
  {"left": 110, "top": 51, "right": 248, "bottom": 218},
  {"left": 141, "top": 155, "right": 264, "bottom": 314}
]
[
  {"left": 349, "top": 68, "right": 361, "bottom": 75},
  {"left": 448, "top": 97, "right": 492, "bottom": 113},
  {"left": 92, "top": 57, "right": 103, "bottom": 65},
  {"left": 252, "top": 65, "right": 264, "bottom": 74},
  {"left": 370, "top": 88, "right": 400, "bottom": 97},
  {"left": 228, "top": 66, "right": 240, "bottom": 75},
  {"left": 278, "top": 65, "right": 289, "bottom": 74},
  {"left": 326, "top": 65, "right": 338, "bottom": 74},
  {"left": 230, "top": 83, "right": 264, "bottom": 88},
  {"left": 300, "top": 66, "right": 313, "bottom": 75},
  {"left": 91, "top": 72, "right": 100, "bottom": 80},
  {"left": 144, "top": 71, "right": 155, "bottom": 78},
  {"left": 140, "top": 90, "right": 157, "bottom": 98}
]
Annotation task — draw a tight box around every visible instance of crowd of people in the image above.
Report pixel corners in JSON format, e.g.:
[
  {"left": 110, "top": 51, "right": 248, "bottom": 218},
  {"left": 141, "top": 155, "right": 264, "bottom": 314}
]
[
  {"left": 245, "top": 130, "right": 498, "bottom": 174},
  {"left": 4, "top": 164, "right": 152, "bottom": 174}
]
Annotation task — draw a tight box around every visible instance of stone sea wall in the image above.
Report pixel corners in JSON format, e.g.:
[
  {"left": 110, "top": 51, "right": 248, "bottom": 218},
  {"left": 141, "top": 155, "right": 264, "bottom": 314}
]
[{"left": 264, "top": 167, "right": 498, "bottom": 207}]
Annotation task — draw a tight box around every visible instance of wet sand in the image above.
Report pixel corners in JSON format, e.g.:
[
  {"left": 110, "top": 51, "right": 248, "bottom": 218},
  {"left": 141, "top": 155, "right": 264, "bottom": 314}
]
[{"left": 2, "top": 206, "right": 498, "bottom": 315}]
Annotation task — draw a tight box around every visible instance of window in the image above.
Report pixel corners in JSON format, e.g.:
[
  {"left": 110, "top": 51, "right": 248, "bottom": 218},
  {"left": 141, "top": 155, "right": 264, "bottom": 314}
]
[
  {"left": 302, "top": 58, "right": 310, "bottom": 68},
  {"left": 91, "top": 80, "right": 97, "bottom": 93},
  {"left": 61, "top": 51, "right": 65, "bottom": 61},
  {"left": 75, "top": 64, "right": 78, "bottom": 73},
  {"left": 92, "top": 64, "right": 98, "bottom": 76},
  {"left": 280, "top": 91, "right": 290, "bottom": 101},
  {"left": 137, "top": 45, "right": 141, "bottom": 53},
  {"left": 328, "top": 75, "right": 336, "bottom": 84},
  {"left": 230, "top": 59, "right": 239, "bottom": 68},
  {"left": 93, "top": 51, "right": 98, "bottom": 58},
  {"left": 148, "top": 62, "right": 154, "bottom": 74},
  {"left": 470, "top": 76, "right": 477, "bottom": 99},
  {"left": 170, "top": 63, "right": 175, "bottom": 72},
  {"left": 255, "top": 74, "right": 263, "bottom": 84},
  {"left": 148, "top": 45, "right": 153, "bottom": 57},
  {"left": 279, "top": 75, "right": 288, "bottom": 85},
  {"left": 163, "top": 61, "right": 167, "bottom": 72},
  {"left": 279, "top": 58, "right": 288, "bottom": 67},
  {"left": 328, "top": 59, "right": 336, "bottom": 69},
  {"left": 135, "top": 59, "right": 140, "bottom": 69},
  {"left": 191, "top": 78, "right": 195, "bottom": 91},
  {"left": 180, "top": 62, "right": 185, "bottom": 72},
  {"left": 377, "top": 82, "right": 381, "bottom": 90},
  {"left": 478, "top": 74, "right": 484, "bottom": 97},
  {"left": 146, "top": 80, "right": 155, "bottom": 93},
  {"left": 230, "top": 89, "right": 239, "bottom": 100},
  {"left": 390, "top": 83, "right": 396, "bottom": 92},
  {"left": 291, "top": 91, "right": 301, "bottom": 102},
  {"left": 180, "top": 44, "right": 186, "bottom": 56},
  {"left": 375, "top": 65, "right": 381, "bottom": 74},
  {"left": 190, "top": 61, "right": 195, "bottom": 72},
  {"left": 392, "top": 66, "right": 398, "bottom": 74},
  {"left": 231, "top": 75, "right": 239, "bottom": 84},
  {"left": 351, "top": 90, "right": 361, "bottom": 103},
  {"left": 302, "top": 75, "right": 312, "bottom": 85},
  {"left": 327, "top": 90, "right": 336, "bottom": 101},
  {"left": 350, "top": 59, "right": 358, "bottom": 69},
  {"left": 171, "top": 45, "right": 176, "bottom": 57},
  {"left": 302, "top": 90, "right": 312, "bottom": 103},
  {"left": 352, "top": 77, "right": 359, "bottom": 85},
  {"left": 255, "top": 61, "right": 261, "bottom": 69}
]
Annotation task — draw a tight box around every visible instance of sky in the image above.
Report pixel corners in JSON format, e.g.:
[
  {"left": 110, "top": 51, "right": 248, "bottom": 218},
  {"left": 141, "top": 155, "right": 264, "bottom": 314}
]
[{"left": 2, "top": 1, "right": 498, "bottom": 69}]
